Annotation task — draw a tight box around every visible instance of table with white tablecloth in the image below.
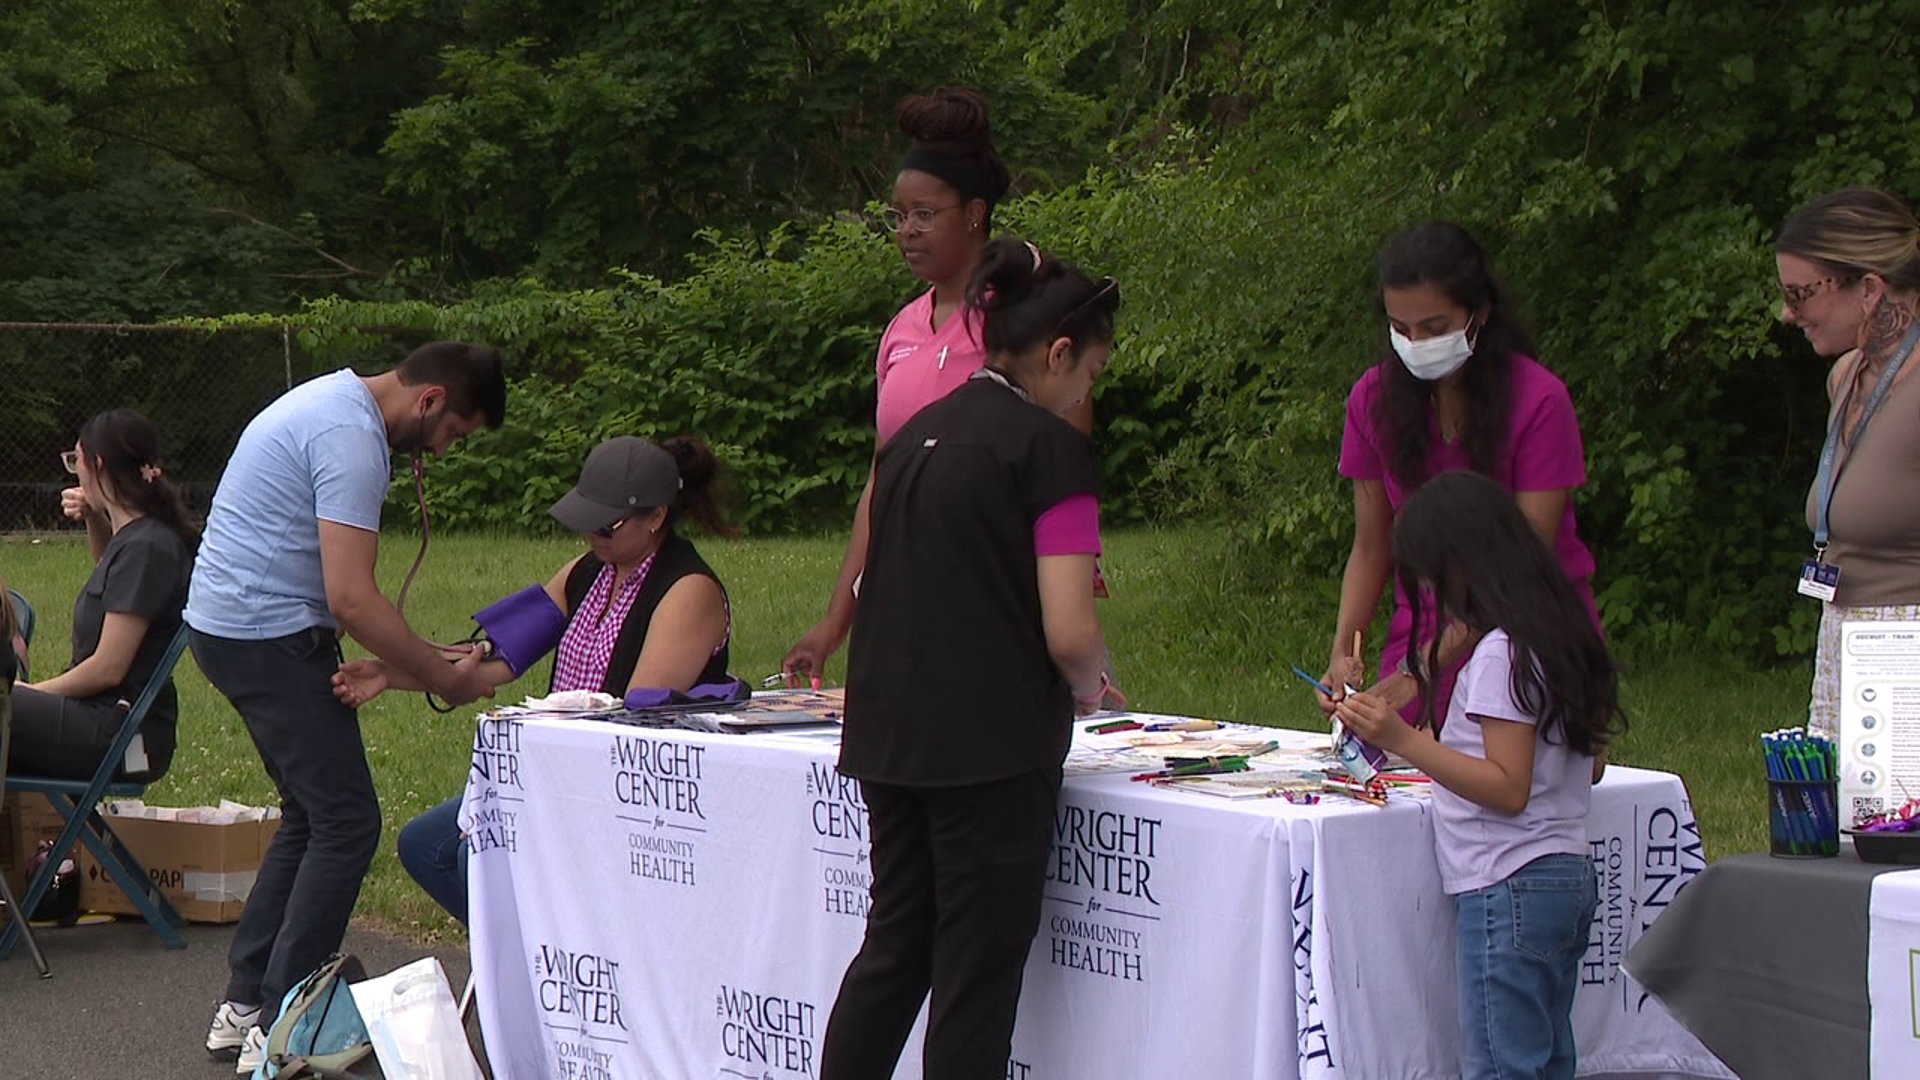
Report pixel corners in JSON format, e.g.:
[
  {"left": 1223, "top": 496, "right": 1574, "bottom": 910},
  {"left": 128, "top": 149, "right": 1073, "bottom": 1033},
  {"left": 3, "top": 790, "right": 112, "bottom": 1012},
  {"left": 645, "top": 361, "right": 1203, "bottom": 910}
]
[
  {"left": 459, "top": 709, "right": 1731, "bottom": 1080},
  {"left": 1871, "top": 867, "right": 1920, "bottom": 1078}
]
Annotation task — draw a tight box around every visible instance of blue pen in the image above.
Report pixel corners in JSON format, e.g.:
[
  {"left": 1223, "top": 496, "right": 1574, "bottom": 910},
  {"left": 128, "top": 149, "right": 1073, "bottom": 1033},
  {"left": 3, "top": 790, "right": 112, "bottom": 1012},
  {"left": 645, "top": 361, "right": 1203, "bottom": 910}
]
[{"left": 1290, "top": 666, "right": 1338, "bottom": 697}]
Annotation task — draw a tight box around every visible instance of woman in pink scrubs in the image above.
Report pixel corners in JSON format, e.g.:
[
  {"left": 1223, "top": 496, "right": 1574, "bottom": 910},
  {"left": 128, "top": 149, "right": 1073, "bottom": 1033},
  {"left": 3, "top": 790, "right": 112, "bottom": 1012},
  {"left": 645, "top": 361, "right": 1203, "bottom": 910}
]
[
  {"left": 1320, "top": 220, "right": 1601, "bottom": 730},
  {"left": 783, "top": 87, "right": 1093, "bottom": 683}
]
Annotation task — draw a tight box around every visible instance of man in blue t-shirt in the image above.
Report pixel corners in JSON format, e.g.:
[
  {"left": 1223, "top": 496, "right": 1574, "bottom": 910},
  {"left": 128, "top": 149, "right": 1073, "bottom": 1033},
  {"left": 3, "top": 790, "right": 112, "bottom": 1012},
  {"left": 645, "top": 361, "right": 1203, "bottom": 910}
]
[{"left": 189, "top": 341, "right": 507, "bottom": 1071}]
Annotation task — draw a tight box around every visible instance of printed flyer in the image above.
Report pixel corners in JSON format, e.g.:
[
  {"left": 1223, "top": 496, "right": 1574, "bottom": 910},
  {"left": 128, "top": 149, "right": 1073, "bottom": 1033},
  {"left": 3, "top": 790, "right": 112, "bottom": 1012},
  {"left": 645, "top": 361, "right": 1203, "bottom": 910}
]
[{"left": 1838, "top": 621, "right": 1920, "bottom": 826}]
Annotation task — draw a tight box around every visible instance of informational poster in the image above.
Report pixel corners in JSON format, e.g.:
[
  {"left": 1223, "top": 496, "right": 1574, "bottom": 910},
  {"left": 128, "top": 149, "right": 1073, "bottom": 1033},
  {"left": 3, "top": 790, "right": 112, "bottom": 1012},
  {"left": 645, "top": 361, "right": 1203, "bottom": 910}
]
[{"left": 1838, "top": 621, "right": 1920, "bottom": 826}]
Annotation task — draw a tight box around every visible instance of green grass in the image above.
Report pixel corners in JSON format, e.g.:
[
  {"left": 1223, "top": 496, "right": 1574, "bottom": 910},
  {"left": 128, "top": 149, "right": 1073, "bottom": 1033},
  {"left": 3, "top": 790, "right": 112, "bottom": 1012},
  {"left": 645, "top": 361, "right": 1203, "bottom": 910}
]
[{"left": 0, "top": 526, "right": 1804, "bottom": 941}]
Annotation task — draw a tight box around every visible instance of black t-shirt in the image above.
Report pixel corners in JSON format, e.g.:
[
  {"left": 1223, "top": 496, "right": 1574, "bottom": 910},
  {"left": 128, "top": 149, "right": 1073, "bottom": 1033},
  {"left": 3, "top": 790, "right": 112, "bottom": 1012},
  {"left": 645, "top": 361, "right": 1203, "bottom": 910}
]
[
  {"left": 840, "top": 377, "right": 1100, "bottom": 787},
  {"left": 70, "top": 517, "right": 194, "bottom": 763}
]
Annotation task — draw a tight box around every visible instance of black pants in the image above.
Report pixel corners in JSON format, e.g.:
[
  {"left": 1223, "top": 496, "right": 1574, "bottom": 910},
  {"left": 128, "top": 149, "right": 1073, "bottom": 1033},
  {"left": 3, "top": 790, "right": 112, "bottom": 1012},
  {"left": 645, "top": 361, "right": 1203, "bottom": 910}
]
[
  {"left": 190, "top": 627, "right": 380, "bottom": 1023},
  {"left": 6, "top": 686, "right": 131, "bottom": 780},
  {"left": 819, "top": 768, "right": 1060, "bottom": 1080}
]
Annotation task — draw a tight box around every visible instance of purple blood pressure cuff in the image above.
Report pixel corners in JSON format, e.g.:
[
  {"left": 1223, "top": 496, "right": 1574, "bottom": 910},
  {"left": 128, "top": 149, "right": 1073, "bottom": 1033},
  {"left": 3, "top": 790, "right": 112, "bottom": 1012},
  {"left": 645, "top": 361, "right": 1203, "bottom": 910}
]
[
  {"left": 623, "top": 677, "right": 752, "bottom": 712},
  {"left": 472, "top": 585, "right": 567, "bottom": 677}
]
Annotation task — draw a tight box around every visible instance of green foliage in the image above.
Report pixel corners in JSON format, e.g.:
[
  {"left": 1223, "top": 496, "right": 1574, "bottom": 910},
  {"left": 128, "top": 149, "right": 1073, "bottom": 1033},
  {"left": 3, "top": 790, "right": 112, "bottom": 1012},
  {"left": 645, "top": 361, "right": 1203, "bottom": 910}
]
[
  {"left": 222, "top": 222, "right": 911, "bottom": 533},
  {"left": 374, "top": 0, "right": 1134, "bottom": 281},
  {"left": 1090, "top": 0, "right": 1920, "bottom": 664},
  {"left": 14, "top": 0, "right": 1920, "bottom": 668},
  {"left": 0, "top": 152, "right": 309, "bottom": 321}
]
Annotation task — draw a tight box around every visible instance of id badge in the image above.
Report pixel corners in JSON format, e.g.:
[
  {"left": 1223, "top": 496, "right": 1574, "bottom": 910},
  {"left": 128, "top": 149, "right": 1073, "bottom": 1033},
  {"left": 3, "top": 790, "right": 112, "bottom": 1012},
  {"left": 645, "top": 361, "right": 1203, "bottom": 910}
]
[{"left": 1797, "top": 559, "right": 1840, "bottom": 602}]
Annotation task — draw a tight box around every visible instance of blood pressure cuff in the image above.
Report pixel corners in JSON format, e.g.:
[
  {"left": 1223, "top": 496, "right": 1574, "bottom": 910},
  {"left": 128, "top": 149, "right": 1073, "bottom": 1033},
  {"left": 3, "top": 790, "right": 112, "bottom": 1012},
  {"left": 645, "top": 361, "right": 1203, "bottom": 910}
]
[
  {"left": 472, "top": 585, "right": 567, "bottom": 677},
  {"left": 623, "top": 677, "right": 752, "bottom": 712}
]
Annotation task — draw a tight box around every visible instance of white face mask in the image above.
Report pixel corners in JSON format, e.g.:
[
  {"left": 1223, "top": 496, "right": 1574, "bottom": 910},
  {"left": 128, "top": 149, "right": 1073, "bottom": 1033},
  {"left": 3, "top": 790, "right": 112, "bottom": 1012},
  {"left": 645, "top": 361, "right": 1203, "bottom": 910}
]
[{"left": 1390, "top": 322, "right": 1475, "bottom": 382}]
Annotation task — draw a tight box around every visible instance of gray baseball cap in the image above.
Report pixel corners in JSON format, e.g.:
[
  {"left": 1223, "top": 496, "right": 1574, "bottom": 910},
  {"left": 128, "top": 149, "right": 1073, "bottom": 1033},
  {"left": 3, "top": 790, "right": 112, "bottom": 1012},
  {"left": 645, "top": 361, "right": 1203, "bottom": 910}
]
[{"left": 549, "top": 437, "right": 681, "bottom": 533}]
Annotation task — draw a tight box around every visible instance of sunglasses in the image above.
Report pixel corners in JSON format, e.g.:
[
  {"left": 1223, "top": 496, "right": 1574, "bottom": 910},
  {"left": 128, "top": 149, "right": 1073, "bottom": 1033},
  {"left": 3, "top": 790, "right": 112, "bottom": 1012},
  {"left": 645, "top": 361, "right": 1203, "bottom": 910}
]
[
  {"left": 592, "top": 516, "right": 633, "bottom": 540},
  {"left": 1778, "top": 275, "right": 1859, "bottom": 314},
  {"left": 1053, "top": 277, "right": 1122, "bottom": 337}
]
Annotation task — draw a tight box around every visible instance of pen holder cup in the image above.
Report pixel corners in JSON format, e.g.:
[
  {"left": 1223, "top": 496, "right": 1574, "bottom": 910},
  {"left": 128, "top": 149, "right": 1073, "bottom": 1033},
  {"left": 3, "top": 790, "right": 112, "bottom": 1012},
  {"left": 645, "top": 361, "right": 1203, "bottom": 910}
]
[{"left": 1768, "top": 779, "right": 1839, "bottom": 858}]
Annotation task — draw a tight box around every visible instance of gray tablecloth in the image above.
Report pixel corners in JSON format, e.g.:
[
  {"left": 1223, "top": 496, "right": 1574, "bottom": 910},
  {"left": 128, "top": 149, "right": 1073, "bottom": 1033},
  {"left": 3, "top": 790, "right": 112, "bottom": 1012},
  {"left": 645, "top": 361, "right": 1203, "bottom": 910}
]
[{"left": 1625, "top": 850, "right": 1908, "bottom": 1080}]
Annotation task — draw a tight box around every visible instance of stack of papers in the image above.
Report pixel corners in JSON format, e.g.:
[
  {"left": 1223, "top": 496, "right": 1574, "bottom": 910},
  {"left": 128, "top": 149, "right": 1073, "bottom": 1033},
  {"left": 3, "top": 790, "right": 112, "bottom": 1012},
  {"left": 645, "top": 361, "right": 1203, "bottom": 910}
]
[{"left": 101, "top": 799, "right": 281, "bottom": 823}]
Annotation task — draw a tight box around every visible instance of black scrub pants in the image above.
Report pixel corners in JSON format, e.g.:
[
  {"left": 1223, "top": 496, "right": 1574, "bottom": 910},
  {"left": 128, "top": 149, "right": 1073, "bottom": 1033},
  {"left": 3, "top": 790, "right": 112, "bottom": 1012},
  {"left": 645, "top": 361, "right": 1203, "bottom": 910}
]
[{"left": 819, "top": 767, "right": 1061, "bottom": 1080}]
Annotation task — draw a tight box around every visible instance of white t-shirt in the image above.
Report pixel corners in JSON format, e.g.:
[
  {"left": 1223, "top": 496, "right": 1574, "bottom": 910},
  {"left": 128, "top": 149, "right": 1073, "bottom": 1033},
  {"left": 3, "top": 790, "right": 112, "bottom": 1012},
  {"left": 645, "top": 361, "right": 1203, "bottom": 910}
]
[{"left": 1431, "top": 628, "right": 1594, "bottom": 895}]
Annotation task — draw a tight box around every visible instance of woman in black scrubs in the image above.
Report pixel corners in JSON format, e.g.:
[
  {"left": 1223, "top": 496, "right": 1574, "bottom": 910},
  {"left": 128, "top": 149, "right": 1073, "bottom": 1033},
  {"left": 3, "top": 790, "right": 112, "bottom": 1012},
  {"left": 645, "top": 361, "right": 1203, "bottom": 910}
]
[{"left": 820, "top": 237, "right": 1125, "bottom": 1080}]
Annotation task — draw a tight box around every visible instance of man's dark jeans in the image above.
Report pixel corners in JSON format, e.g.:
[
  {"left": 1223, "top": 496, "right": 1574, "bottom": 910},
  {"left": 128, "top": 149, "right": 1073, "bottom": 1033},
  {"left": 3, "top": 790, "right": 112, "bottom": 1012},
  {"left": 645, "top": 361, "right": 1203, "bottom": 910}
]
[{"left": 190, "top": 627, "right": 380, "bottom": 1024}]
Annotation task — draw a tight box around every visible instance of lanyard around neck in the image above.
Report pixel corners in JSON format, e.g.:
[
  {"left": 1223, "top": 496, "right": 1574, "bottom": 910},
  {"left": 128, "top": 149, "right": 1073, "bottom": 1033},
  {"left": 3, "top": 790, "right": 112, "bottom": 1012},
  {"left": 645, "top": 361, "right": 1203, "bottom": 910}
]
[
  {"left": 972, "top": 366, "right": 1033, "bottom": 404},
  {"left": 1813, "top": 322, "right": 1920, "bottom": 552}
]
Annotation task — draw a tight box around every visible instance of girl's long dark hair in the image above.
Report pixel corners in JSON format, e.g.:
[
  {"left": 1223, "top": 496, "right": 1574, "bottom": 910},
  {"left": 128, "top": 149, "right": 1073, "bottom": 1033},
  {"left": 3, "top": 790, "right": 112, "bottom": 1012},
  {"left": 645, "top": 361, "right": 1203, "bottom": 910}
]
[
  {"left": 78, "top": 409, "right": 199, "bottom": 548},
  {"left": 1394, "top": 470, "right": 1622, "bottom": 754},
  {"left": 1374, "top": 221, "right": 1536, "bottom": 489}
]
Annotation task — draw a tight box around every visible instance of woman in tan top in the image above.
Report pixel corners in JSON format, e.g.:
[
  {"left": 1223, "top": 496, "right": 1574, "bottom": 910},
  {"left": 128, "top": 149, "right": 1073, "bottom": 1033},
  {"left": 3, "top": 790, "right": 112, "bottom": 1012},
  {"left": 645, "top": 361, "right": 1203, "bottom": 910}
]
[{"left": 1777, "top": 188, "right": 1920, "bottom": 736}]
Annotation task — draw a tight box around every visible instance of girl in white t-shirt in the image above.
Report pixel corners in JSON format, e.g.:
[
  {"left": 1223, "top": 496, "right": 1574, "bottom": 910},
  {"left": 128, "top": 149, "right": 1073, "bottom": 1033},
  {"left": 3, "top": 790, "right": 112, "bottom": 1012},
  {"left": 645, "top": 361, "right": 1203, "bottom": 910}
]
[{"left": 1335, "top": 469, "right": 1624, "bottom": 1080}]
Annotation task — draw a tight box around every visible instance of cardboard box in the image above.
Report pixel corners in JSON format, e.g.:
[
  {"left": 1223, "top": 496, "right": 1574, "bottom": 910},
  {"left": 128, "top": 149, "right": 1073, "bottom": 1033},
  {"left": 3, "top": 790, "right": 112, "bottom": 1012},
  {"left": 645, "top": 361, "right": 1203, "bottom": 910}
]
[
  {"left": 0, "top": 791, "right": 70, "bottom": 898},
  {"left": 77, "top": 805, "right": 280, "bottom": 923}
]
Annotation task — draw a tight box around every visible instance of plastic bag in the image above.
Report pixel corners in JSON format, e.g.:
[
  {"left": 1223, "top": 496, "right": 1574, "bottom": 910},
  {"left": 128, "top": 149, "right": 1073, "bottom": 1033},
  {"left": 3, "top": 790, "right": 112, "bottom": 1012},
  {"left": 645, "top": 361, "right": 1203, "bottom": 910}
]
[{"left": 346, "top": 957, "right": 483, "bottom": 1080}]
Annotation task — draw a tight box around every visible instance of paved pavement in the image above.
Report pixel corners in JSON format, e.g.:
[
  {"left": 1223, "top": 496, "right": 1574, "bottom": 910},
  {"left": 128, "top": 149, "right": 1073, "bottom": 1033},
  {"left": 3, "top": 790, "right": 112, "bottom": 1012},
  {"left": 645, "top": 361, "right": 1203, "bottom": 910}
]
[{"left": 0, "top": 916, "right": 479, "bottom": 1080}]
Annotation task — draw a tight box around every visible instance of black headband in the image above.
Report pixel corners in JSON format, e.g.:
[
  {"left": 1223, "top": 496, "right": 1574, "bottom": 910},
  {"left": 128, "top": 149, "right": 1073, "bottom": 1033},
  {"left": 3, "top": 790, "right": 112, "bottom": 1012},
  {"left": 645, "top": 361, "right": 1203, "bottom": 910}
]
[{"left": 901, "top": 146, "right": 994, "bottom": 204}]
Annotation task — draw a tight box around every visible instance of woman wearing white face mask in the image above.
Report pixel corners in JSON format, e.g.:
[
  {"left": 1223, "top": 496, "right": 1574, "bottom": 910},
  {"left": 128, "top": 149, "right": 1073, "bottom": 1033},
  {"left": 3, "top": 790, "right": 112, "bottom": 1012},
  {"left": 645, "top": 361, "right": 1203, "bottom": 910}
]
[{"left": 1318, "top": 220, "right": 1601, "bottom": 730}]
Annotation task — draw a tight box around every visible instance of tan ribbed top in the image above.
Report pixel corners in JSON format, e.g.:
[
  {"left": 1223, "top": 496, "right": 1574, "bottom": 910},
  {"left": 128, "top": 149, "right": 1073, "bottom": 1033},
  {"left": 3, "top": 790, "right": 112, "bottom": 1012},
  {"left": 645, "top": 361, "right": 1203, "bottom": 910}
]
[{"left": 1807, "top": 352, "right": 1920, "bottom": 606}]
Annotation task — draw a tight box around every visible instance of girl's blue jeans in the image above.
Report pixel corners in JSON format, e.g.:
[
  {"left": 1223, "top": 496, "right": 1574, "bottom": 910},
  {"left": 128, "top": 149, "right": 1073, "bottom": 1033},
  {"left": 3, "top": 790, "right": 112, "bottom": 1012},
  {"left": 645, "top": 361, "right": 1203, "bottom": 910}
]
[{"left": 1454, "top": 852, "right": 1599, "bottom": 1080}]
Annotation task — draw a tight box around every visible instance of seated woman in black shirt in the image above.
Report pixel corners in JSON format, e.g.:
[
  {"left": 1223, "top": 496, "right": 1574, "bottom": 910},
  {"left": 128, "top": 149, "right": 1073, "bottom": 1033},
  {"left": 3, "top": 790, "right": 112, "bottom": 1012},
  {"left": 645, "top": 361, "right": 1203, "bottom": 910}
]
[
  {"left": 332, "top": 434, "right": 737, "bottom": 924},
  {"left": 10, "top": 409, "right": 197, "bottom": 782},
  {"left": 820, "top": 237, "right": 1125, "bottom": 1080}
]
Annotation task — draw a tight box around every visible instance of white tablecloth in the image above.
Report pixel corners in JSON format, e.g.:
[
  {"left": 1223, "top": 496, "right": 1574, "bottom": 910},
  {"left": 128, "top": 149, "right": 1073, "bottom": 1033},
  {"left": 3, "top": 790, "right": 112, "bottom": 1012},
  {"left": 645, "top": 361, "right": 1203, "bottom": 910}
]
[
  {"left": 1870, "top": 867, "right": 1920, "bottom": 1078},
  {"left": 460, "top": 711, "right": 1731, "bottom": 1079}
]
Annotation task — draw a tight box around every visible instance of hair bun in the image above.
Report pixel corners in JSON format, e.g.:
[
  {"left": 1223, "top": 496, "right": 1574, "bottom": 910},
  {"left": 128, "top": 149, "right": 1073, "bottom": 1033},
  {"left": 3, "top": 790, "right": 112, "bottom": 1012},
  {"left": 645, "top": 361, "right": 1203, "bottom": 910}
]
[
  {"left": 896, "top": 87, "right": 993, "bottom": 154},
  {"left": 662, "top": 436, "right": 717, "bottom": 493}
]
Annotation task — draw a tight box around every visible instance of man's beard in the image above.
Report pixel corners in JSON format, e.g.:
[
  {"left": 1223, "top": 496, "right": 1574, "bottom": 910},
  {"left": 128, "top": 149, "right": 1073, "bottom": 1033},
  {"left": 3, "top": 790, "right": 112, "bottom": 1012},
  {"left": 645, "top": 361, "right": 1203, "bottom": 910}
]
[{"left": 391, "top": 410, "right": 435, "bottom": 455}]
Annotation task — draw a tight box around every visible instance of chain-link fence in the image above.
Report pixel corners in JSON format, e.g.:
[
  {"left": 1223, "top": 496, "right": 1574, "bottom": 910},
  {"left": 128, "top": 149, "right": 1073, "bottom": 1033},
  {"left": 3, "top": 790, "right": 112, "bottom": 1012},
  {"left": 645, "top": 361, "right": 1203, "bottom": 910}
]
[{"left": 0, "top": 323, "right": 312, "bottom": 531}]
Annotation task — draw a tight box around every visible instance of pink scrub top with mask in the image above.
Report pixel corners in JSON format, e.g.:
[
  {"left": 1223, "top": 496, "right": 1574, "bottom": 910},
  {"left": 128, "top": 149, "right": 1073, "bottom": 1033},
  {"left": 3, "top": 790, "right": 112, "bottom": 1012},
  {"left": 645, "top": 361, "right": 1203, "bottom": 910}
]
[{"left": 1339, "top": 353, "right": 1599, "bottom": 725}]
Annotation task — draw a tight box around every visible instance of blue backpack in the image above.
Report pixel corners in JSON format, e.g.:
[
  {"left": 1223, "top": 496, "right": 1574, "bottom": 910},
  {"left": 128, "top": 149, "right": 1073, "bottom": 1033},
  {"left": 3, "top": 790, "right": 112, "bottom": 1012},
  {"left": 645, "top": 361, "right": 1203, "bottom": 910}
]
[{"left": 253, "top": 953, "right": 374, "bottom": 1079}]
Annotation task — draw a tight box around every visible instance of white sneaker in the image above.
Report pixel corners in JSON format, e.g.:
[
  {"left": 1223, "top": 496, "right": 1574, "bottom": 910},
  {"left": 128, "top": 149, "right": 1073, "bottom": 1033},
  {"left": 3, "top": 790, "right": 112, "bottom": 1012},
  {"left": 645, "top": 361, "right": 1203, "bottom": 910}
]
[
  {"left": 205, "top": 1001, "right": 261, "bottom": 1057},
  {"left": 235, "top": 1025, "right": 267, "bottom": 1076}
]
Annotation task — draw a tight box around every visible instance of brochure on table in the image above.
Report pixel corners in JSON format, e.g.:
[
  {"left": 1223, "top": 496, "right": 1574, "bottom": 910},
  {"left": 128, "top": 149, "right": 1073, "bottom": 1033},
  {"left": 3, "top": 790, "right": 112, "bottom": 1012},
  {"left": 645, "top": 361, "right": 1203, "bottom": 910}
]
[{"left": 1838, "top": 620, "right": 1920, "bottom": 825}]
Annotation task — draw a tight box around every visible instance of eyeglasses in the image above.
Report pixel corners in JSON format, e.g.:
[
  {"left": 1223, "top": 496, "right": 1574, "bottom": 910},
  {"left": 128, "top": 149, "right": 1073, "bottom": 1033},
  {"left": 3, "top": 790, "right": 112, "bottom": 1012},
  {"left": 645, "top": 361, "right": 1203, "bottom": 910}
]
[
  {"left": 881, "top": 204, "right": 961, "bottom": 234},
  {"left": 1779, "top": 276, "right": 1853, "bottom": 313},
  {"left": 592, "top": 516, "right": 632, "bottom": 540},
  {"left": 59, "top": 450, "right": 79, "bottom": 475},
  {"left": 1053, "top": 277, "right": 1123, "bottom": 336}
]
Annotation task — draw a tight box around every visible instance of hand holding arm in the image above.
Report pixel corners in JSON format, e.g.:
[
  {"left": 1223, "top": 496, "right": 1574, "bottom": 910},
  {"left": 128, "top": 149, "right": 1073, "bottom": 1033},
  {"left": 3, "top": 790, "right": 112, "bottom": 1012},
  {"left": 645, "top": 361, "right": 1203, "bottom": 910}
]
[{"left": 320, "top": 521, "right": 496, "bottom": 706}]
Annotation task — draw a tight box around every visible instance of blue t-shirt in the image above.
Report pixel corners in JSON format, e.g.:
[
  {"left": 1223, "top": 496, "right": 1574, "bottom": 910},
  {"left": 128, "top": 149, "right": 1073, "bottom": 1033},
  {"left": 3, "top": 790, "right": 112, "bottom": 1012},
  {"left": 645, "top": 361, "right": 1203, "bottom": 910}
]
[{"left": 185, "top": 369, "right": 391, "bottom": 639}]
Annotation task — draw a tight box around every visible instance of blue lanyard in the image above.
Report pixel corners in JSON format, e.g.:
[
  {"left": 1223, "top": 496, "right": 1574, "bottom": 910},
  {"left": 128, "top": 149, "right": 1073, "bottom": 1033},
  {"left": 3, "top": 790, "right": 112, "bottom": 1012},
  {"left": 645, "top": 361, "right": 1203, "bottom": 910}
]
[{"left": 1813, "top": 323, "right": 1920, "bottom": 552}]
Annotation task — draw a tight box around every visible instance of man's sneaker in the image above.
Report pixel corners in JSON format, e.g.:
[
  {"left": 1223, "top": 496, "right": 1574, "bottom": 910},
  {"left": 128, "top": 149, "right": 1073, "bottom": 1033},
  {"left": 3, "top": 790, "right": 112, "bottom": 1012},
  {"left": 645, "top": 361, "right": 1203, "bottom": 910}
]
[
  {"left": 235, "top": 1025, "right": 267, "bottom": 1076},
  {"left": 205, "top": 1001, "right": 261, "bottom": 1058}
]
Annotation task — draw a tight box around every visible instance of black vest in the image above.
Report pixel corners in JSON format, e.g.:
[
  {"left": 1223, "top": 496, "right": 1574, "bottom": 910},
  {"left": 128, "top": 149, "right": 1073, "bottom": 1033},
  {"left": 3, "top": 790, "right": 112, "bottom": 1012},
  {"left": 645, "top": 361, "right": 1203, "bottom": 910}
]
[{"left": 556, "top": 533, "right": 731, "bottom": 695}]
